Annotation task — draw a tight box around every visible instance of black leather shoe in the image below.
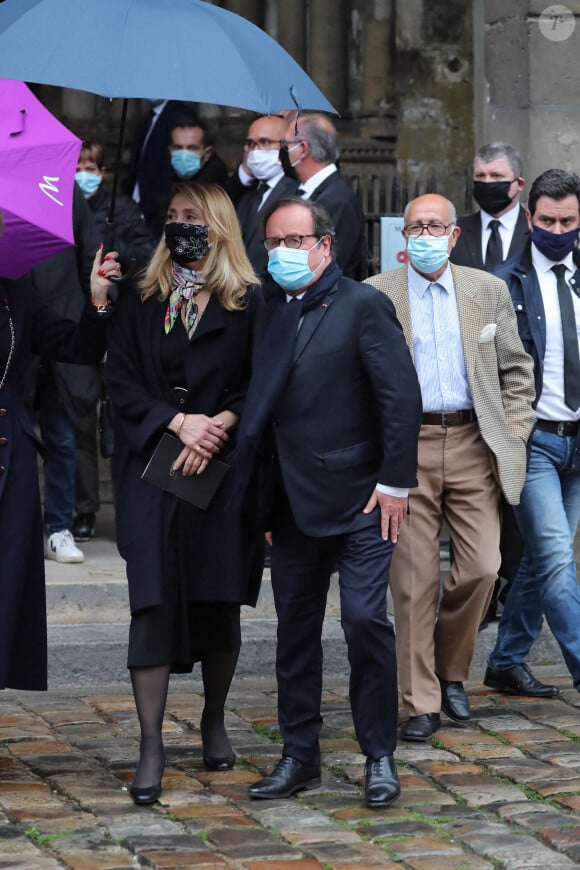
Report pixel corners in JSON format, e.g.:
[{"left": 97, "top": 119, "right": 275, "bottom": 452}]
[
  {"left": 248, "top": 756, "right": 321, "bottom": 799},
  {"left": 203, "top": 753, "right": 236, "bottom": 771},
  {"left": 399, "top": 713, "right": 441, "bottom": 742},
  {"left": 484, "top": 663, "right": 560, "bottom": 697},
  {"left": 364, "top": 755, "right": 401, "bottom": 808},
  {"left": 72, "top": 512, "right": 95, "bottom": 542},
  {"left": 439, "top": 677, "right": 471, "bottom": 722}
]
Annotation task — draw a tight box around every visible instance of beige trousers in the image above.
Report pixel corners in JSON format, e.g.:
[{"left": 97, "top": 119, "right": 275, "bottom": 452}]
[{"left": 390, "top": 422, "right": 500, "bottom": 716}]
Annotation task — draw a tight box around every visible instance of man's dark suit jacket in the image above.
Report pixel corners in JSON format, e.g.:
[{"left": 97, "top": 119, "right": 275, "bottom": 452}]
[
  {"left": 308, "top": 170, "right": 366, "bottom": 281},
  {"left": 237, "top": 175, "right": 299, "bottom": 280},
  {"left": 450, "top": 204, "right": 529, "bottom": 270},
  {"left": 124, "top": 100, "right": 191, "bottom": 230},
  {"left": 258, "top": 274, "right": 422, "bottom": 536}
]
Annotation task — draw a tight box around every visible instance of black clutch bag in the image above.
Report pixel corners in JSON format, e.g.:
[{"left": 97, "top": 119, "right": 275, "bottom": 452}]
[{"left": 141, "top": 432, "right": 229, "bottom": 510}]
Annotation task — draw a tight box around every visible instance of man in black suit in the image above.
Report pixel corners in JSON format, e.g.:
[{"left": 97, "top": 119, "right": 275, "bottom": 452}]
[
  {"left": 451, "top": 142, "right": 528, "bottom": 270},
  {"left": 234, "top": 197, "right": 422, "bottom": 808},
  {"left": 280, "top": 114, "right": 366, "bottom": 280},
  {"left": 451, "top": 142, "right": 529, "bottom": 626},
  {"left": 234, "top": 114, "right": 298, "bottom": 280},
  {"left": 124, "top": 99, "right": 191, "bottom": 235}
]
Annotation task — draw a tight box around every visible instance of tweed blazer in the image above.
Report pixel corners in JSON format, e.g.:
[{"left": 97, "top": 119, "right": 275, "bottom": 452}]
[{"left": 365, "top": 264, "right": 536, "bottom": 505}]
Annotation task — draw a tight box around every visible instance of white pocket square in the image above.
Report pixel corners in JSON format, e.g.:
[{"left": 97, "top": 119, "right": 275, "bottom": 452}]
[{"left": 478, "top": 323, "right": 497, "bottom": 343}]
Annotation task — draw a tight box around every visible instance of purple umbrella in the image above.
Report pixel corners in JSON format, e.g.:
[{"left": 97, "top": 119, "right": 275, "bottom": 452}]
[{"left": 0, "top": 79, "right": 81, "bottom": 279}]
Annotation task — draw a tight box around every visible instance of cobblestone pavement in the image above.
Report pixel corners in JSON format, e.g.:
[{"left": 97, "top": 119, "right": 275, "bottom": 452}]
[{"left": 2, "top": 673, "right": 580, "bottom": 869}]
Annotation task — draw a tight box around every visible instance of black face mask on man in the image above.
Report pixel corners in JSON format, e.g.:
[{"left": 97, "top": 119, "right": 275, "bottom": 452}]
[
  {"left": 164, "top": 222, "right": 211, "bottom": 266},
  {"left": 472, "top": 180, "right": 517, "bottom": 216},
  {"left": 279, "top": 142, "right": 301, "bottom": 181}
]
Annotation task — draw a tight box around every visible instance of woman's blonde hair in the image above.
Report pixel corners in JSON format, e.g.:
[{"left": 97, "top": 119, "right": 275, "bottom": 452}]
[{"left": 139, "top": 182, "right": 257, "bottom": 310}]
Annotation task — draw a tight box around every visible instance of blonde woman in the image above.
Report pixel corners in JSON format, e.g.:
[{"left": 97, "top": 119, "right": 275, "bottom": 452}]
[{"left": 106, "top": 183, "right": 263, "bottom": 805}]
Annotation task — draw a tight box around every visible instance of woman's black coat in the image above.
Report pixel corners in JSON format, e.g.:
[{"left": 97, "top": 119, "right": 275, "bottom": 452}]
[
  {"left": 106, "top": 283, "right": 263, "bottom": 615},
  {"left": 0, "top": 277, "right": 108, "bottom": 690}
]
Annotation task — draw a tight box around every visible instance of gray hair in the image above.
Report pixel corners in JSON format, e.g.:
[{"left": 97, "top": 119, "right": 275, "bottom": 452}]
[
  {"left": 260, "top": 196, "right": 337, "bottom": 254},
  {"left": 475, "top": 142, "right": 523, "bottom": 178},
  {"left": 298, "top": 115, "right": 339, "bottom": 164}
]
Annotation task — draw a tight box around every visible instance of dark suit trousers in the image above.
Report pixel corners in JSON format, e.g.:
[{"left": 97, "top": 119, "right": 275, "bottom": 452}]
[{"left": 270, "top": 496, "right": 398, "bottom": 766}]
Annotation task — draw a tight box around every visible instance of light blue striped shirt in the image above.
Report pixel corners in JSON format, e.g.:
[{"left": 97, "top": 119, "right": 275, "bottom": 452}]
[{"left": 407, "top": 264, "right": 472, "bottom": 412}]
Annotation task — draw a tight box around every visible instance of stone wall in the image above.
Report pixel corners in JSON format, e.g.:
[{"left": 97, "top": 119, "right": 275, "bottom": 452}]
[{"left": 475, "top": 0, "right": 580, "bottom": 200}]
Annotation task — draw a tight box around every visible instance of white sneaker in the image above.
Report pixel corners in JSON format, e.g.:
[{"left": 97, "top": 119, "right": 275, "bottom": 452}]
[{"left": 46, "top": 529, "right": 84, "bottom": 563}]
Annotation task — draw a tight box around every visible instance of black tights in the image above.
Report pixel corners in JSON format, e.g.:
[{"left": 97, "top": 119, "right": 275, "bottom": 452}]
[{"left": 130, "top": 647, "right": 240, "bottom": 788}]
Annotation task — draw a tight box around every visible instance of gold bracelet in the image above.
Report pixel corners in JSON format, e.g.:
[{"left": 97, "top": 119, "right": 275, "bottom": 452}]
[{"left": 175, "top": 413, "right": 186, "bottom": 436}]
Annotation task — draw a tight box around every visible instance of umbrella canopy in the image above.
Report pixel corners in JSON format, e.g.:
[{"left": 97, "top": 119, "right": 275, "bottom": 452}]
[
  {"left": 0, "top": 79, "right": 81, "bottom": 279},
  {"left": 0, "top": 0, "right": 336, "bottom": 115}
]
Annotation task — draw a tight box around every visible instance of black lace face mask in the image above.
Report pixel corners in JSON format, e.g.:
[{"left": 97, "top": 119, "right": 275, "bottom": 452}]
[{"left": 164, "top": 222, "right": 211, "bottom": 265}]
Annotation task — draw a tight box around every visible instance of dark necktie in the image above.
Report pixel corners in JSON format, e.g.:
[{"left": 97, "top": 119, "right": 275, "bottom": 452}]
[
  {"left": 485, "top": 219, "right": 503, "bottom": 270},
  {"left": 255, "top": 181, "right": 269, "bottom": 213},
  {"left": 553, "top": 263, "right": 580, "bottom": 411}
]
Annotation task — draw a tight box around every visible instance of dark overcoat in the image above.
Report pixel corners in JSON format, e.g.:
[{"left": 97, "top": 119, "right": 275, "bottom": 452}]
[
  {"left": 0, "top": 277, "right": 109, "bottom": 690},
  {"left": 106, "top": 283, "right": 263, "bottom": 615}
]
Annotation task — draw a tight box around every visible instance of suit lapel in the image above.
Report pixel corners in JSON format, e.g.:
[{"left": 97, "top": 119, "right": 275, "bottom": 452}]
[
  {"left": 465, "top": 213, "right": 484, "bottom": 269},
  {"left": 507, "top": 206, "right": 530, "bottom": 259},
  {"left": 382, "top": 268, "right": 414, "bottom": 360},
  {"left": 450, "top": 264, "right": 483, "bottom": 383},
  {"left": 293, "top": 293, "right": 334, "bottom": 361}
]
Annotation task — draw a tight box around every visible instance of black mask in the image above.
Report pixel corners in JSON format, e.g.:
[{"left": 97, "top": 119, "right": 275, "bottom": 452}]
[
  {"left": 279, "top": 143, "right": 299, "bottom": 181},
  {"left": 472, "top": 180, "right": 517, "bottom": 216},
  {"left": 164, "top": 222, "right": 211, "bottom": 265}
]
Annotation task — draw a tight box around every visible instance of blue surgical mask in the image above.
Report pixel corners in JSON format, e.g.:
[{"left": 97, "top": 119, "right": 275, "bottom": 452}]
[
  {"left": 267, "top": 239, "right": 323, "bottom": 291},
  {"left": 75, "top": 171, "right": 101, "bottom": 198},
  {"left": 171, "top": 150, "right": 202, "bottom": 179},
  {"left": 407, "top": 235, "right": 450, "bottom": 273},
  {"left": 530, "top": 224, "right": 579, "bottom": 262}
]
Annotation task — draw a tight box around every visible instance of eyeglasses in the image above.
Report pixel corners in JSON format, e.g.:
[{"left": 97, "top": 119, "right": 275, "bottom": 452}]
[
  {"left": 263, "top": 234, "right": 318, "bottom": 251},
  {"left": 280, "top": 138, "right": 303, "bottom": 148},
  {"left": 403, "top": 222, "right": 455, "bottom": 237},
  {"left": 243, "top": 137, "right": 282, "bottom": 150}
]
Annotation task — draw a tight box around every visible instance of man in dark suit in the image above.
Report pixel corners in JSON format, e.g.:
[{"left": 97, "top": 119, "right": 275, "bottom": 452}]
[
  {"left": 234, "top": 197, "right": 422, "bottom": 808},
  {"left": 234, "top": 114, "right": 298, "bottom": 280},
  {"left": 450, "top": 142, "right": 529, "bottom": 626},
  {"left": 124, "top": 99, "right": 191, "bottom": 235},
  {"left": 280, "top": 114, "right": 366, "bottom": 280},
  {"left": 451, "top": 142, "right": 528, "bottom": 270}
]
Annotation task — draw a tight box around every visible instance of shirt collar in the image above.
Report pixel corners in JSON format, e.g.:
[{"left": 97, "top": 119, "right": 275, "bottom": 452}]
[
  {"left": 300, "top": 164, "right": 338, "bottom": 196},
  {"left": 480, "top": 202, "right": 520, "bottom": 232},
  {"left": 263, "top": 168, "right": 285, "bottom": 189},
  {"left": 407, "top": 262, "right": 454, "bottom": 298},
  {"left": 531, "top": 243, "right": 575, "bottom": 275}
]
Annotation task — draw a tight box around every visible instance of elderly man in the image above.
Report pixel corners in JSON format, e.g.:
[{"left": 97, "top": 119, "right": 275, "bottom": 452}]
[
  {"left": 486, "top": 169, "right": 580, "bottom": 697},
  {"left": 232, "top": 197, "right": 422, "bottom": 807},
  {"left": 366, "top": 194, "right": 535, "bottom": 741},
  {"left": 279, "top": 114, "right": 365, "bottom": 279}
]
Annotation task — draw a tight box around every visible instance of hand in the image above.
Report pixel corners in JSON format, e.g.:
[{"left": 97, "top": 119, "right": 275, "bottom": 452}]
[
  {"left": 90, "top": 245, "right": 121, "bottom": 304},
  {"left": 363, "top": 490, "right": 408, "bottom": 543},
  {"left": 172, "top": 413, "right": 228, "bottom": 475},
  {"left": 265, "top": 531, "right": 272, "bottom": 546}
]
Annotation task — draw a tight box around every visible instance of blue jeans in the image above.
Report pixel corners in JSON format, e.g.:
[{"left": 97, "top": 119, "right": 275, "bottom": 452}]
[
  {"left": 38, "top": 368, "right": 77, "bottom": 535},
  {"left": 489, "top": 428, "right": 580, "bottom": 688}
]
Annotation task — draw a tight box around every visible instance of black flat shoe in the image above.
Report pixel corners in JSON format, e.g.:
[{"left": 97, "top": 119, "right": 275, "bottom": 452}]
[
  {"left": 399, "top": 713, "right": 441, "bottom": 742},
  {"left": 484, "top": 663, "right": 560, "bottom": 697},
  {"left": 438, "top": 677, "right": 471, "bottom": 722},
  {"left": 203, "top": 753, "right": 236, "bottom": 771},
  {"left": 129, "top": 781, "right": 162, "bottom": 805},
  {"left": 364, "top": 755, "right": 401, "bottom": 808},
  {"left": 248, "top": 756, "right": 321, "bottom": 799}
]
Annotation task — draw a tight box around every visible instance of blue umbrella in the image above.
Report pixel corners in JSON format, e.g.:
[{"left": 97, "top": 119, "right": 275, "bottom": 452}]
[
  {"left": 0, "top": 0, "right": 336, "bottom": 228},
  {"left": 0, "top": 0, "right": 335, "bottom": 114}
]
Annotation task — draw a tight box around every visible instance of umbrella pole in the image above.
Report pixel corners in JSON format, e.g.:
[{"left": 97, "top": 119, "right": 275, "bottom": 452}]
[{"left": 106, "top": 97, "right": 129, "bottom": 233}]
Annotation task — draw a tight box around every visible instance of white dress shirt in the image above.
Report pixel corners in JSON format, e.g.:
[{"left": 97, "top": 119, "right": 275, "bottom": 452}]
[
  {"left": 532, "top": 244, "right": 580, "bottom": 421},
  {"left": 298, "top": 163, "right": 338, "bottom": 198}
]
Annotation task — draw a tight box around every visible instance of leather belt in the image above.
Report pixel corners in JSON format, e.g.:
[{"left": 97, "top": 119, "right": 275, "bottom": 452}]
[
  {"left": 422, "top": 409, "right": 477, "bottom": 427},
  {"left": 536, "top": 419, "right": 579, "bottom": 437}
]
